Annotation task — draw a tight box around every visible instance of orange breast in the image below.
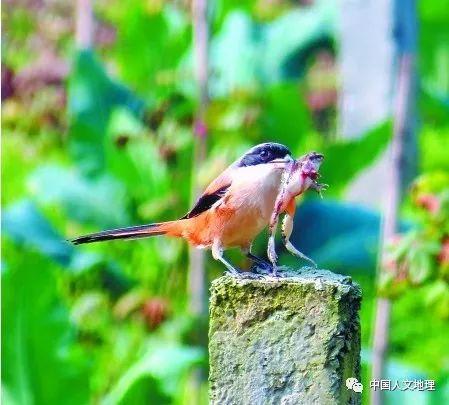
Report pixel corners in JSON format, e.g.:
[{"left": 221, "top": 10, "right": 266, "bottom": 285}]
[
  {"left": 220, "top": 206, "right": 268, "bottom": 247},
  {"left": 180, "top": 164, "right": 284, "bottom": 249},
  {"left": 180, "top": 205, "right": 269, "bottom": 249}
]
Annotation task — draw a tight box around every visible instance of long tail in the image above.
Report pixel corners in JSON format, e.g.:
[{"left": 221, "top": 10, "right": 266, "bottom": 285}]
[{"left": 71, "top": 221, "right": 183, "bottom": 245}]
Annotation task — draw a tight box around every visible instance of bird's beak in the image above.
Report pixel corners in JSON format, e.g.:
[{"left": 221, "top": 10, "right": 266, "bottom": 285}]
[{"left": 271, "top": 155, "right": 294, "bottom": 164}]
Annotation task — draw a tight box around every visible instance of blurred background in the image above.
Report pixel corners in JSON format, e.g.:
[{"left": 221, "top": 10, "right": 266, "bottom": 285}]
[{"left": 2, "top": 0, "right": 449, "bottom": 404}]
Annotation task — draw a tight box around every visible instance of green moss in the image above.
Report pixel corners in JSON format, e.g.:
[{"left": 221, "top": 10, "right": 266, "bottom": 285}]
[{"left": 209, "top": 268, "right": 362, "bottom": 405}]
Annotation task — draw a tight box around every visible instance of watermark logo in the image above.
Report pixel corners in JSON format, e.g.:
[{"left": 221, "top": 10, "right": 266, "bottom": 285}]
[
  {"left": 346, "top": 377, "right": 363, "bottom": 393},
  {"left": 346, "top": 378, "right": 436, "bottom": 393},
  {"left": 370, "top": 379, "right": 435, "bottom": 391}
]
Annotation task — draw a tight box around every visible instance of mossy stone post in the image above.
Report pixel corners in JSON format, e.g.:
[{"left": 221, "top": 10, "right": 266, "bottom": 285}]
[{"left": 209, "top": 269, "right": 362, "bottom": 405}]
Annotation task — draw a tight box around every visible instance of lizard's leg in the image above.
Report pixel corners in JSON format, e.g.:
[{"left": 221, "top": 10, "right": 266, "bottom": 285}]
[
  {"left": 282, "top": 199, "right": 317, "bottom": 268},
  {"left": 310, "top": 181, "right": 329, "bottom": 198},
  {"left": 267, "top": 160, "right": 296, "bottom": 276},
  {"left": 267, "top": 234, "right": 278, "bottom": 274}
]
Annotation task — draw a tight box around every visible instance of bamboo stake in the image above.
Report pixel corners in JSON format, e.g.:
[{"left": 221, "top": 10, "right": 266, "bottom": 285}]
[
  {"left": 371, "top": 53, "right": 415, "bottom": 405},
  {"left": 75, "top": 0, "right": 93, "bottom": 50},
  {"left": 188, "top": 0, "right": 209, "bottom": 317}
]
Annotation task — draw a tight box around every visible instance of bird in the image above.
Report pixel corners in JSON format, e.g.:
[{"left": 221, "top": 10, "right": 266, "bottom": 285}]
[{"left": 72, "top": 142, "right": 301, "bottom": 277}]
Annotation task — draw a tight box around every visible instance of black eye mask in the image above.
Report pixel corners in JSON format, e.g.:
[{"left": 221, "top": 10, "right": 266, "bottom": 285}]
[{"left": 237, "top": 143, "right": 291, "bottom": 167}]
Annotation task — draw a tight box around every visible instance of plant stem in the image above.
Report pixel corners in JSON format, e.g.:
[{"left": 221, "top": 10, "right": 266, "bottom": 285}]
[
  {"left": 188, "top": 0, "right": 209, "bottom": 317},
  {"left": 371, "top": 52, "right": 416, "bottom": 405},
  {"left": 186, "top": 0, "right": 209, "bottom": 395},
  {"left": 371, "top": 1, "right": 417, "bottom": 399},
  {"left": 75, "top": 0, "right": 93, "bottom": 50}
]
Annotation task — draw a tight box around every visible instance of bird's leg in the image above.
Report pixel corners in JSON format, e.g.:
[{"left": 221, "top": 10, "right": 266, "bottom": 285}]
[
  {"left": 212, "top": 242, "right": 240, "bottom": 275},
  {"left": 241, "top": 245, "right": 272, "bottom": 274},
  {"left": 281, "top": 210, "right": 317, "bottom": 268},
  {"left": 212, "top": 241, "right": 260, "bottom": 279}
]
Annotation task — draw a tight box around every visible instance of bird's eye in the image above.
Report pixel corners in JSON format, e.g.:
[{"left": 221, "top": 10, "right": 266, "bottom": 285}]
[{"left": 260, "top": 150, "right": 269, "bottom": 158}]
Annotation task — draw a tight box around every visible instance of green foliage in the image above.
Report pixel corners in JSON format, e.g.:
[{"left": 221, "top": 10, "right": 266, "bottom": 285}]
[
  {"left": 390, "top": 284, "right": 449, "bottom": 376},
  {"left": 109, "top": 1, "right": 191, "bottom": 100},
  {"left": 28, "top": 165, "right": 130, "bottom": 229},
  {"left": 2, "top": 0, "right": 449, "bottom": 403},
  {"left": 379, "top": 172, "right": 449, "bottom": 319},
  {"left": 104, "top": 342, "right": 203, "bottom": 404},
  {"left": 105, "top": 108, "right": 175, "bottom": 205},
  {"left": 1, "top": 246, "right": 90, "bottom": 405},
  {"left": 419, "top": 0, "right": 449, "bottom": 96},
  {"left": 259, "top": 83, "right": 314, "bottom": 146},
  {"left": 420, "top": 125, "right": 449, "bottom": 173},
  {"left": 68, "top": 50, "right": 145, "bottom": 176},
  {"left": 208, "top": 2, "right": 336, "bottom": 95},
  {"left": 2, "top": 8, "right": 36, "bottom": 69},
  {"left": 2, "top": 200, "right": 74, "bottom": 266},
  {"left": 320, "top": 121, "right": 392, "bottom": 196}
]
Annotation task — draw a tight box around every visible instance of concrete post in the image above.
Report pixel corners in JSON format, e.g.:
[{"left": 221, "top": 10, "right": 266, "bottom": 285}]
[{"left": 209, "top": 269, "right": 362, "bottom": 405}]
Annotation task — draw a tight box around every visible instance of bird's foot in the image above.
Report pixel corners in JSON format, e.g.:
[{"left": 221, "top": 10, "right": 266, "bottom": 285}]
[
  {"left": 269, "top": 265, "right": 281, "bottom": 278},
  {"left": 254, "top": 265, "right": 282, "bottom": 280},
  {"left": 251, "top": 261, "right": 273, "bottom": 275}
]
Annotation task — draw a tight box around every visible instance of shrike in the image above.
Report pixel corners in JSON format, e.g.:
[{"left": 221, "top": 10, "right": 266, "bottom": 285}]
[{"left": 72, "top": 143, "right": 322, "bottom": 277}]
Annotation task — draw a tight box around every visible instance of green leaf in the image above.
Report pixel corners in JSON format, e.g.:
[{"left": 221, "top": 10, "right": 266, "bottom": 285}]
[
  {"left": 102, "top": 342, "right": 203, "bottom": 404},
  {"left": 208, "top": 4, "right": 336, "bottom": 95},
  {"left": 1, "top": 248, "right": 90, "bottom": 405},
  {"left": 2, "top": 199, "right": 108, "bottom": 275},
  {"left": 105, "top": 108, "right": 171, "bottom": 203},
  {"left": 420, "top": 124, "right": 449, "bottom": 173},
  {"left": 388, "top": 232, "right": 417, "bottom": 262},
  {"left": 320, "top": 121, "right": 392, "bottom": 196},
  {"left": 2, "top": 200, "right": 73, "bottom": 266},
  {"left": 259, "top": 83, "right": 314, "bottom": 147},
  {"left": 111, "top": 2, "right": 191, "bottom": 99},
  {"left": 28, "top": 164, "right": 129, "bottom": 229},
  {"left": 262, "top": 3, "right": 336, "bottom": 82},
  {"left": 208, "top": 11, "right": 261, "bottom": 96},
  {"left": 425, "top": 280, "right": 449, "bottom": 319},
  {"left": 68, "top": 50, "right": 145, "bottom": 176},
  {"left": 408, "top": 250, "right": 433, "bottom": 284}
]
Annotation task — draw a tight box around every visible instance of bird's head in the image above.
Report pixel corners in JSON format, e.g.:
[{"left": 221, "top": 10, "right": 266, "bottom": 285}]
[{"left": 237, "top": 142, "right": 293, "bottom": 167}]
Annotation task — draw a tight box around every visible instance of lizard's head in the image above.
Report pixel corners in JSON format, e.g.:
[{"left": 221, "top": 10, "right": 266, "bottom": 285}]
[{"left": 299, "top": 152, "right": 324, "bottom": 180}]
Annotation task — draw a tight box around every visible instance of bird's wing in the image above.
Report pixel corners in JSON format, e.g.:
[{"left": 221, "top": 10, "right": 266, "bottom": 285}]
[{"left": 181, "top": 169, "right": 233, "bottom": 219}]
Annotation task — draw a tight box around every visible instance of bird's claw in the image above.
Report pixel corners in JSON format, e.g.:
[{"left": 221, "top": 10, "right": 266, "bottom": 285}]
[
  {"left": 269, "top": 264, "right": 279, "bottom": 277},
  {"left": 251, "top": 261, "right": 273, "bottom": 275},
  {"left": 259, "top": 265, "right": 287, "bottom": 280}
]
